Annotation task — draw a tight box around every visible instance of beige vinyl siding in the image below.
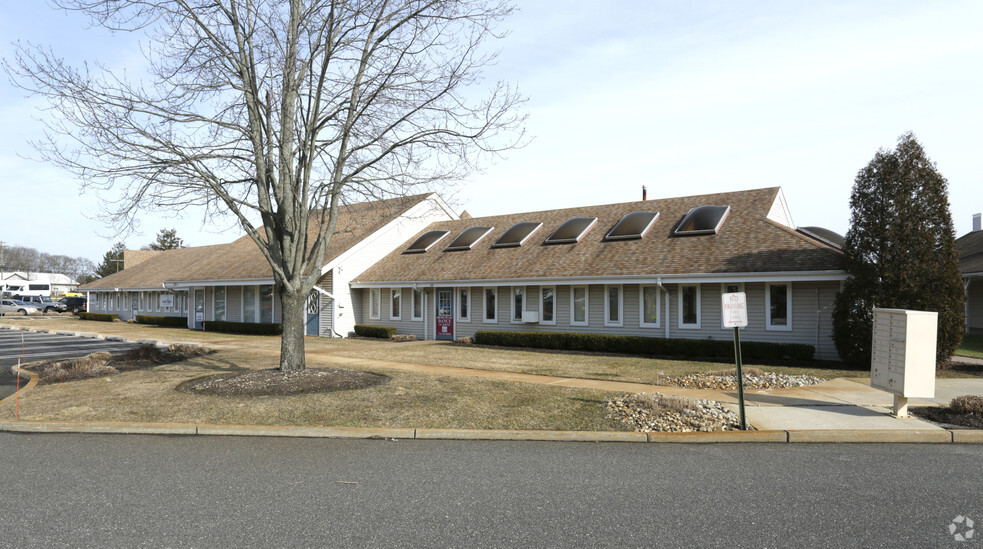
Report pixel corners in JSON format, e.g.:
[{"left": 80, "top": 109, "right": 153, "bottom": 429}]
[
  {"left": 969, "top": 279, "right": 983, "bottom": 332},
  {"left": 316, "top": 271, "right": 335, "bottom": 337},
  {"left": 204, "top": 287, "right": 214, "bottom": 321},
  {"left": 358, "top": 281, "right": 841, "bottom": 361},
  {"left": 227, "top": 286, "right": 243, "bottom": 322}
]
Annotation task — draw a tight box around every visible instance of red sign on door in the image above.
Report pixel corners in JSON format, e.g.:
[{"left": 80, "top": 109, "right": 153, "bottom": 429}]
[{"left": 437, "top": 315, "right": 454, "bottom": 337}]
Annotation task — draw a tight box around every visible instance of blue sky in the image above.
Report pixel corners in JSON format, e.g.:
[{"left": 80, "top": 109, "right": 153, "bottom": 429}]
[{"left": 1, "top": 1, "right": 981, "bottom": 263}]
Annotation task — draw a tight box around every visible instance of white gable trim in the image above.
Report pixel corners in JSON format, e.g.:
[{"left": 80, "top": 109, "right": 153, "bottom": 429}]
[{"left": 766, "top": 187, "right": 794, "bottom": 228}]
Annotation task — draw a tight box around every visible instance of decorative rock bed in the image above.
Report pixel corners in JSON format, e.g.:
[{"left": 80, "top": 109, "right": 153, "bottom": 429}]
[
  {"left": 606, "top": 393, "right": 743, "bottom": 432},
  {"left": 662, "top": 372, "right": 825, "bottom": 390},
  {"left": 606, "top": 372, "right": 827, "bottom": 432}
]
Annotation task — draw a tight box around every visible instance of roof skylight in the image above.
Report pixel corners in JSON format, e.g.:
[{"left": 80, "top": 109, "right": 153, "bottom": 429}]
[
  {"left": 674, "top": 205, "right": 730, "bottom": 236},
  {"left": 445, "top": 226, "right": 494, "bottom": 251},
  {"left": 403, "top": 230, "right": 450, "bottom": 253},
  {"left": 492, "top": 222, "right": 543, "bottom": 248},
  {"left": 605, "top": 211, "right": 660, "bottom": 241},
  {"left": 799, "top": 226, "right": 844, "bottom": 248},
  {"left": 544, "top": 217, "right": 598, "bottom": 245}
]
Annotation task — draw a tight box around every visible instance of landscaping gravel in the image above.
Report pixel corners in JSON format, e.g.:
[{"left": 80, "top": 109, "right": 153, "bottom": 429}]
[
  {"left": 606, "top": 393, "right": 742, "bottom": 432},
  {"left": 663, "top": 371, "right": 825, "bottom": 390}
]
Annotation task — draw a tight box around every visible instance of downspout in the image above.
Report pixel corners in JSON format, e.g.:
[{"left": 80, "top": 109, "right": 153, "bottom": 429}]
[{"left": 657, "top": 278, "right": 669, "bottom": 339}]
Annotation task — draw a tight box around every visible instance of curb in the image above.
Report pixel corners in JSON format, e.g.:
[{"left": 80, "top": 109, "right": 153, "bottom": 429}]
[
  {"left": 0, "top": 368, "right": 39, "bottom": 407},
  {"left": 0, "top": 419, "right": 980, "bottom": 443}
]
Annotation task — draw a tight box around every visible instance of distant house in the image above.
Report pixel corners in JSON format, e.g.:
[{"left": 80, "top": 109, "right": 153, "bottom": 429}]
[
  {"left": 957, "top": 213, "right": 983, "bottom": 334},
  {"left": 80, "top": 194, "right": 458, "bottom": 336},
  {"left": 352, "top": 187, "right": 847, "bottom": 360},
  {"left": 1, "top": 272, "right": 79, "bottom": 296}
]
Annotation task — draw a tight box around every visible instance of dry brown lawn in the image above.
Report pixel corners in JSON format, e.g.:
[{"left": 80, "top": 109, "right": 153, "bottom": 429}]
[
  {"left": 1, "top": 345, "right": 625, "bottom": 431},
  {"left": 329, "top": 342, "right": 870, "bottom": 382},
  {"left": 6, "top": 315, "right": 968, "bottom": 431}
]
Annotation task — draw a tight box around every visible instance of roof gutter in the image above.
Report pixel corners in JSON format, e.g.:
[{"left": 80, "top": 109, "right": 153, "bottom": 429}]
[{"left": 351, "top": 270, "right": 849, "bottom": 289}]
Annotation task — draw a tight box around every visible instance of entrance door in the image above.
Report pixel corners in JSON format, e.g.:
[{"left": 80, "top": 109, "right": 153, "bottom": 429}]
[
  {"left": 306, "top": 290, "right": 320, "bottom": 336},
  {"left": 194, "top": 289, "right": 205, "bottom": 330},
  {"left": 435, "top": 288, "right": 454, "bottom": 340}
]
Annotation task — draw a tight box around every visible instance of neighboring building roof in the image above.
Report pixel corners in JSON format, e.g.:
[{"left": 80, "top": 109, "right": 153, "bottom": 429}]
[
  {"left": 354, "top": 187, "right": 845, "bottom": 285},
  {"left": 957, "top": 229, "right": 983, "bottom": 276},
  {"left": 1, "top": 272, "right": 79, "bottom": 285},
  {"left": 81, "top": 194, "right": 435, "bottom": 290}
]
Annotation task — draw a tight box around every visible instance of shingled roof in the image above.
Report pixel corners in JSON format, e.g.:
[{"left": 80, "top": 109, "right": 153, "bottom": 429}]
[
  {"left": 82, "top": 194, "right": 434, "bottom": 290},
  {"left": 354, "top": 187, "right": 844, "bottom": 285},
  {"left": 957, "top": 230, "right": 983, "bottom": 275}
]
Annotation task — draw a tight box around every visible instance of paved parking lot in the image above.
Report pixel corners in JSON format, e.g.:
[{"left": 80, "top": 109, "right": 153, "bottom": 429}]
[{"left": 0, "top": 329, "right": 144, "bottom": 399}]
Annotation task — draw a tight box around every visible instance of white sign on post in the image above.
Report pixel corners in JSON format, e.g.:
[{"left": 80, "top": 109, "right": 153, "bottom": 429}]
[{"left": 722, "top": 292, "right": 748, "bottom": 328}]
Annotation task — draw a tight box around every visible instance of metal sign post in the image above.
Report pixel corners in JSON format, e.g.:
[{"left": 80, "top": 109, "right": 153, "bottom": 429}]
[{"left": 722, "top": 292, "right": 749, "bottom": 430}]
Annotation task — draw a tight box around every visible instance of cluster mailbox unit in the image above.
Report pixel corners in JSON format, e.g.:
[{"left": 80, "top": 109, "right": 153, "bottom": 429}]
[{"left": 870, "top": 308, "right": 938, "bottom": 417}]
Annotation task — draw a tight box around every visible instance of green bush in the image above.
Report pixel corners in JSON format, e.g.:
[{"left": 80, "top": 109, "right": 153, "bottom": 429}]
[
  {"left": 472, "top": 331, "right": 815, "bottom": 362},
  {"left": 203, "top": 320, "right": 283, "bottom": 335},
  {"left": 134, "top": 315, "right": 188, "bottom": 327},
  {"left": 78, "top": 312, "right": 119, "bottom": 322},
  {"left": 354, "top": 324, "right": 398, "bottom": 339}
]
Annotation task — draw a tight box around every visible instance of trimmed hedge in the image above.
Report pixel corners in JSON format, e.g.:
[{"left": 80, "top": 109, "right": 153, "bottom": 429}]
[
  {"left": 135, "top": 315, "right": 188, "bottom": 327},
  {"left": 472, "top": 330, "right": 815, "bottom": 362},
  {"left": 203, "top": 320, "right": 283, "bottom": 335},
  {"left": 354, "top": 324, "right": 398, "bottom": 339},
  {"left": 78, "top": 312, "right": 119, "bottom": 322}
]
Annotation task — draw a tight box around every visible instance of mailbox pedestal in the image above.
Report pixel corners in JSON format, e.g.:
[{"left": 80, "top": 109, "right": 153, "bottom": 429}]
[{"left": 870, "top": 308, "right": 937, "bottom": 417}]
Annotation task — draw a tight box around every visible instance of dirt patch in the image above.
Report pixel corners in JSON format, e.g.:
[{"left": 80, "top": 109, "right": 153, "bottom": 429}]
[
  {"left": 28, "top": 344, "right": 210, "bottom": 385},
  {"left": 175, "top": 368, "right": 390, "bottom": 397}
]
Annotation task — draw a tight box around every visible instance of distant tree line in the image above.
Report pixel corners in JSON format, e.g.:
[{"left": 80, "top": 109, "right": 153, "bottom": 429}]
[
  {"left": 1, "top": 244, "right": 96, "bottom": 283},
  {"left": 94, "top": 229, "right": 186, "bottom": 278}
]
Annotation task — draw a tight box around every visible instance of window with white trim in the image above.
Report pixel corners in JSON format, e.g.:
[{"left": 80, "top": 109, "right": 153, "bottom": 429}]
[
  {"left": 720, "top": 282, "right": 744, "bottom": 329},
  {"left": 457, "top": 288, "right": 470, "bottom": 322},
  {"left": 259, "top": 285, "right": 274, "bottom": 323},
  {"left": 540, "top": 286, "right": 556, "bottom": 324},
  {"left": 766, "top": 282, "right": 792, "bottom": 330},
  {"left": 412, "top": 289, "right": 424, "bottom": 321},
  {"left": 570, "top": 286, "right": 588, "bottom": 326},
  {"left": 678, "top": 284, "right": 701, "bottom": 329},
  {"left": 369, "top": 288, "right": 381, "bottom": 320},
  {"left": 604, "top": 285, "right": 623, "bottom": 327},
  {"left": 639, "top": 285, "right": 660, "bottom": 328},
  {"left": 484, "top": 288, "right": 497, "bottom": 323},
  {"left": 243, "top": 285, "right": 258, "bottom": 323},
  {"left": 511, "top": 287, "right": 525, "bottom": 323},
  {"left": 214, "top": 286, "right": 227, "bottom": 321},
  {"left": 390, "top": 289, "right": 402, "bottom": 320}
]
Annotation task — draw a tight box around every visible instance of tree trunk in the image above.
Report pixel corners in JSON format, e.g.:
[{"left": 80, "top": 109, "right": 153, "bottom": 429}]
[{"left": 278, "top": 285, "right": 307, "bottom": 370}]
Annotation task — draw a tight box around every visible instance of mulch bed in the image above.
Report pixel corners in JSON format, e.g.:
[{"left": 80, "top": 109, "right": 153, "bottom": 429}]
[
  {"left": 176, "top": 368, "right": 390, "bottom": 397},
  {"left": 28, "top": 345, "right": 210, "bottom": 385},
  {"left": 910, "top": 407, "right": 983, "bottom": 430}
]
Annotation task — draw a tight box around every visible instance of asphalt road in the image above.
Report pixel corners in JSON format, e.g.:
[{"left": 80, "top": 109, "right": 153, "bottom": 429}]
[
  {"left": 1, "top": 434, "right": 980, "bottom": 548},
  {"left": 0, "top": 329, "right": 143, "bottom": 399}
]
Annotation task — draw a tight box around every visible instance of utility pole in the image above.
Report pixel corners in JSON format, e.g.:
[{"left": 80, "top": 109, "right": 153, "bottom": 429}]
[{"left": 0, "top": 240, "right": 6, "bottom": 294}]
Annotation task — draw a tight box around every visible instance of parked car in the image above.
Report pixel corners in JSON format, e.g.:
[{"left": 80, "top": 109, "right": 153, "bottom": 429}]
[
  {"left": 1, "top": 299, "right": 41, "bottom": 316},
  {"left": 11, "top": 295, "right": 68, "bottom": 313},
  {"left": 59, "top": 296, "right": 88, "bottom": 314}
]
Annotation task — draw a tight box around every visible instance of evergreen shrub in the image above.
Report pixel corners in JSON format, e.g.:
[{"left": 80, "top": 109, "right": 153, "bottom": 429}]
[{"left": 472, "top": 331, "right": 814, "bottom": 362}]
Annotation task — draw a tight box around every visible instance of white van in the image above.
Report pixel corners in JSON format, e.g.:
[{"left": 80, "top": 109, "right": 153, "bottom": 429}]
[{"left": 1, "top": 283, "right": 51, "bottom": 297}]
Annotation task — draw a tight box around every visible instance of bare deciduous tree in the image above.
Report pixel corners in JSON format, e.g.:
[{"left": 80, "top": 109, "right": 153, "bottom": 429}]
[{"left": 6, "top": 0, "right": 525, "bottom": 370}]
